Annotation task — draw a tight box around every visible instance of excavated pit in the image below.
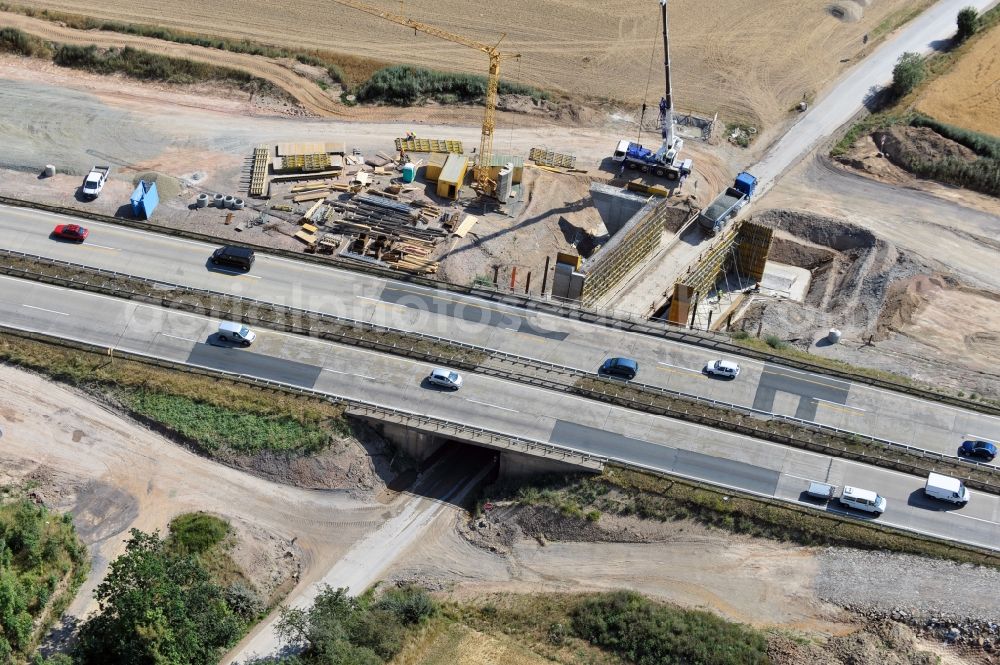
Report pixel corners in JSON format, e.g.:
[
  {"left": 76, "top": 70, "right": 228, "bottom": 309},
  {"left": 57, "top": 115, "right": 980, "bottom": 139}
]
[{"left": 737, "top": 209, "right": 1000, "bottom": 397}]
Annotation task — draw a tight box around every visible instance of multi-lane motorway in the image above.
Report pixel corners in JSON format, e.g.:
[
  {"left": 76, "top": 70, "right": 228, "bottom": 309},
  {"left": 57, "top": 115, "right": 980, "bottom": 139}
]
[
  {"left": 3, "top": 205, "right": 999, "bottom": 460},
  {"left": 1, "top": 249, "right": 999, "bottom": 550}
]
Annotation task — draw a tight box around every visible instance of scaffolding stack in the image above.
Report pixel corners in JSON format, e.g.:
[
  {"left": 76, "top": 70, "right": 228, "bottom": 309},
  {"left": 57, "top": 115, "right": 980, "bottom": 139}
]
[
  {"left": 394, "top": 138, "right": 464, "bottom": 154},
  {"left": 529, "top": 147, "right": 577, "bottom": 169},
  {"left": 249, "top": 145, "right": 270, "bottom": 197}
]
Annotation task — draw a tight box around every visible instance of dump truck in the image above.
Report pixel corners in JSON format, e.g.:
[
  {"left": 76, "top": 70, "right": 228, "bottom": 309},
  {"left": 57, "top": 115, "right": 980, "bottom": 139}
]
[
  {"left": 697, "top": 171, "right": 757, "bottom": 235},
  {"left": 81, "top": 165, "right": 111, "bottom": 200}
]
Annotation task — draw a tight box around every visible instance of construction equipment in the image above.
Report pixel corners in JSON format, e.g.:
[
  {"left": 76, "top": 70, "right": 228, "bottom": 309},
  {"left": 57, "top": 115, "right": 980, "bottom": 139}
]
[
  {"left": 611, "top": 0, "right": 692, "bottom": 181},
  {"left": 331, "top": 0, "right": 519, "bottom": 197}
]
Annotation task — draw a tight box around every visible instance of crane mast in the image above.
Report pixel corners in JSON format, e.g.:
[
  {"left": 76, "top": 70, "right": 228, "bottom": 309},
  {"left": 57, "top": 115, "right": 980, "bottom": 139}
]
[
  {"left": 331, "top": 0, "right": 518, "bottom": 196},
  {"left": 658, "top": 0, "right": 677, "bottom": 153}
]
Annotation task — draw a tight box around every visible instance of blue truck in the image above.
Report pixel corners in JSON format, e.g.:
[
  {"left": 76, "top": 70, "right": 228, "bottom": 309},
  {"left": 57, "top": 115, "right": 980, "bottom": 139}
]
[{"left": 697, "top": 172, "right": 757, "bottom": 235}]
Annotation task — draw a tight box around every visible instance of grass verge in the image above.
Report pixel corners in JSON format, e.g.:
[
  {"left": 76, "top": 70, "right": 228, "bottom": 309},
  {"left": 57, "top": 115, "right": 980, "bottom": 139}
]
[
  {"left": 427, "top": 591, "right": 770, "bottom": 665},
  {"left": 0, "top": 492, "right": 89, "bottom": 660},
  {"left": 0, "top": 331, "right": 350, "bottom": 457},
  {"left": 487, "top": 467, "right": 1000, "bottom": 568}
]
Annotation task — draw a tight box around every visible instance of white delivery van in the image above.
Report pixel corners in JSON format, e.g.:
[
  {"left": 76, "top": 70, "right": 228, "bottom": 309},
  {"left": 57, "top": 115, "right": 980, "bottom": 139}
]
[
  {"left": 217, "top": 321, "right": 256, "bottom": 346},
  {"left": 839, "top": 486, "right": 887, "bottom": 514},
  {"left": 924, "top": 473, "right": 970, "bottom": 506}
]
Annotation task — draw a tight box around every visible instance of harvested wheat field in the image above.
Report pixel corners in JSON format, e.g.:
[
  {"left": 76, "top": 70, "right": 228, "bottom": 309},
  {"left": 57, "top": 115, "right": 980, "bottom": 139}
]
[
  {"left": 15, "top": 0, "right": 919, "bottom": 126},
  {"left": 916, "top": 23, "right": 1000, "bottom": 137}
]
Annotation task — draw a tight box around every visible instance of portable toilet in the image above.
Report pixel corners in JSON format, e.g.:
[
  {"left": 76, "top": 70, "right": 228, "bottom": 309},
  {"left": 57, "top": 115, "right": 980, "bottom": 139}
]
[
  {"left": 402, "top": 162, "right": 416, "bottom": 183},
  {"left": 130, "top": 180, "right": 159, "bottom": 219}
]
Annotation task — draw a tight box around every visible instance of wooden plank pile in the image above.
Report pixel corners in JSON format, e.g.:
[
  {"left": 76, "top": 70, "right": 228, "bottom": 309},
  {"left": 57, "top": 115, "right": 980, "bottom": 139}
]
[{"left": 326, "top": 193, "right": 445, "bottom": 274}]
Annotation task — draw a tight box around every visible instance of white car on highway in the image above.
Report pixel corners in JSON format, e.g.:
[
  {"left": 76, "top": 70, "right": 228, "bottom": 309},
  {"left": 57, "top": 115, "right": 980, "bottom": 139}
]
[
  {"left": 704, "top": 359, "right": 740, "bottom": 379},
  {"left": 427, "top": 368, "right": 463, "bottom": 391}
]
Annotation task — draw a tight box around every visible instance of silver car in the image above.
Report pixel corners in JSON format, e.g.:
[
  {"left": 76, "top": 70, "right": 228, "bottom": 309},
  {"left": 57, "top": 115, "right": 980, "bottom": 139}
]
[
  {"left": 704, "top": 359, "right": 740, "bottom": 378},
  {"left": 427, "top": 368, "right": 463, "bottom": 390}
]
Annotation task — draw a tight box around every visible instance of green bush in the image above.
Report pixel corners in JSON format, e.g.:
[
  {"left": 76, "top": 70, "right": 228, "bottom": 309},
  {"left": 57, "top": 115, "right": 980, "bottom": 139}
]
[
  {"left": 764, "top": 334, "right": 788, "bottom": 350},
  {"left": 956, "top": 7, "right": 980, "bottom": 42},
  {"left": 571, "top": 591, "right": 769, "bottom": 665},
  {"left": 0, "top": 27, "right": 51, "bottom": 57},
  {"left": 891, "top": 52, "right": 926, "bottom": 98},
  {"left": 274, "top": 585, "right": 437, "bottom": 663},
  {"left": 168, "top": 512, "right": 230, "bottom": 555},
  {"left": 357, "top": 64, "right": 546, "bottom": 105}
]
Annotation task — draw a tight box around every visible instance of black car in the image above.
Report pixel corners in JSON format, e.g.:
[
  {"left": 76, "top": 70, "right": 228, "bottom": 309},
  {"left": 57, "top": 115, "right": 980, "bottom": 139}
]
[
  {"left": 211, "top": 245, "right": 255, "bottom": 272},
  {"left": 599, "top": 357, "right": 638, "bottom": 380},
  {"left": 960, "top": 440, "right": 997, "bottom": 462}
]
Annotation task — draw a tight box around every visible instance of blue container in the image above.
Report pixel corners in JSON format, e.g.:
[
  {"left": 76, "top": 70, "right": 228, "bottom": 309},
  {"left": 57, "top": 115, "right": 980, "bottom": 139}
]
[
  {"left": 402, "top": 163, "right": 416, "bottom": 183},
  {"left": 130, "top": 180, "right": 159, "bottom": 219}
]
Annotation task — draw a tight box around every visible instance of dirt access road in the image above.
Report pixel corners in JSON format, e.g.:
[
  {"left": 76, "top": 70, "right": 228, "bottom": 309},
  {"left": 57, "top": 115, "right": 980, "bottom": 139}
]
[
  {"left": 0, "top": 365, "right": 392, "bottom": 635},
  {"left": 13, "top": 0, "right": 920, "bottom": 129}
]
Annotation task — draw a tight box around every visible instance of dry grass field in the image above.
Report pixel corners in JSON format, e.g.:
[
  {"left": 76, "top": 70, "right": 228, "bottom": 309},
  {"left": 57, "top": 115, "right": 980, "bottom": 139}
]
[
  {"left": 12, "top": 0, "right": 920, "bottom": 126},
  {"left": 916, "top": 23, "right": 1000, "bottom": 137}
]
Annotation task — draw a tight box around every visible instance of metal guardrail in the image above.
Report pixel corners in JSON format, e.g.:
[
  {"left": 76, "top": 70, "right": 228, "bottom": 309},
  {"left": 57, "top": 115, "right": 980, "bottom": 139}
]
[
  {"left": 3, "top": 249, "right": 998, "bottom": 494},
  {"left": 0, "top": 324, "right": 606, "bottom": 470},
  {"left": 608, "top": 460, "right": 1000, "bottom": 556},
  {"left": 6, "top": 324, "right": 993, "bottom": 556},
  {"left": 1, "top": 195, "right": 997, "bottom": 417}
]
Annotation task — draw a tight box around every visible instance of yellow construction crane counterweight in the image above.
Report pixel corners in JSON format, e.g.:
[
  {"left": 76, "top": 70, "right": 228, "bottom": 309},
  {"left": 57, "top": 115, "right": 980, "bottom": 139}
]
[{"left": 331, "top": 0, "right": 519, "bottom": 197}]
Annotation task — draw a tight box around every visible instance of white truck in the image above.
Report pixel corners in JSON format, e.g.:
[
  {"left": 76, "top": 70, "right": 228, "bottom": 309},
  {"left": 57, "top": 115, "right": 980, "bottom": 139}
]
[
  {"left": 81, "top": 165, "right": 111, "bottom": 200},
  {"left": 924, "top": 473, "right": 970, "bottom": 506}
]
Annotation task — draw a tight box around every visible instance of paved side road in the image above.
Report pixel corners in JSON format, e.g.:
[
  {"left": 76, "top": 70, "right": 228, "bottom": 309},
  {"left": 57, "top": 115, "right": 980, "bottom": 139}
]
[
  {"left": 224, "top": 449, "right": 495, "bottom": 663},
  {"left": 752, "top": 0, "right": 1000, "bottom": 195}
]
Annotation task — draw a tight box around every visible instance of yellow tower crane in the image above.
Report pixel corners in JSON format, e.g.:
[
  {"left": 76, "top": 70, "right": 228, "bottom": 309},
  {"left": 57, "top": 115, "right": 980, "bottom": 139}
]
[{"left": 331, "top": 0, "right": 519, "bottom": 197}]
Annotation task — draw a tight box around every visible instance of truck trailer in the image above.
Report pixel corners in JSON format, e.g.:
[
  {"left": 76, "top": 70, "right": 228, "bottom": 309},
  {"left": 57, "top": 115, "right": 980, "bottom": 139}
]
[{"left": 696, "top": 171, "right": 757, "bottom": 235}]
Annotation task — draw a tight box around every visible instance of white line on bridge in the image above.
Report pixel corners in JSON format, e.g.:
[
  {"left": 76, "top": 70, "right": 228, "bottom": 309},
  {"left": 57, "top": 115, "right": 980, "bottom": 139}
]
[
  {"left": 657, "top": 360, "right": 702, "bottom": 374},
  {"left": 161, "top": 333, "right": 196, "bottom": 342},
  {"left": 22, "top": 304, "right": 68, "bottom": 316},
  {"left": 813, "top": 397, "right": 867, "bottom": 412},
  {"left": 465, "top": 398, "right": 518, "bottom": 413},
  {"left": 83, "top": 243, "right": 119, "bottom": 251}
]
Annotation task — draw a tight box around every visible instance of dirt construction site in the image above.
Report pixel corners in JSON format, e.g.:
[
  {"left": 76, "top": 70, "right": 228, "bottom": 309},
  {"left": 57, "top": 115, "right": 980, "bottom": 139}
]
[{"left": 1, "top": 0, "right": 1000, "bottom": 662}]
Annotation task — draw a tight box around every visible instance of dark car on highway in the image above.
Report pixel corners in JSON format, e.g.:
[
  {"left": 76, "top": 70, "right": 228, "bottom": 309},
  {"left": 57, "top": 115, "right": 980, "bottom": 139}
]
[
  {"left": 599, "top": 357, "right": 638, "bottom": 381},
  {"left": 211, "top": 245, "right": 255, "bottom": 272},
  {"left": 960, "top": 440, "right": 997, "bottom": 462}
]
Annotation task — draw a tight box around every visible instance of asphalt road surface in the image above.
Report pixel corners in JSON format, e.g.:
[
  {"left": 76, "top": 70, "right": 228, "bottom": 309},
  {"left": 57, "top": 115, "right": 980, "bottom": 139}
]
[
  {"left": 2, "top": 276, "right": 998, "bottom": 553},
  {"left": 3, "top": 207, "right": 998, "bottom": 462}
]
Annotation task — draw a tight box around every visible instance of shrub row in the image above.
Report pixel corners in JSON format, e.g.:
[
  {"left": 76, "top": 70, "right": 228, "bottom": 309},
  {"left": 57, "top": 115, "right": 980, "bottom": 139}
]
[
  {"left": 52, "top": 43, "right": 262, "bottom": 87},
  {"left": 0, "top": 25, "right": 50, "bottom": 56},
  {"left": 910, "top": 113, "right": 1000, "bottom": 158},
  {"left": 356, "top": 64, "right": 546, "bottom": 105},
  {"left": 572, "top": 591, "right": 770, "bottom": 665}
]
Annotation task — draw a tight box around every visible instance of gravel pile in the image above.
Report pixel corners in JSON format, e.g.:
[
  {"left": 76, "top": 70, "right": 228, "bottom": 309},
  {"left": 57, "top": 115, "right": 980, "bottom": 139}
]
[{"left": 817, "top": 548, "right": 1000, "bottom": 653}]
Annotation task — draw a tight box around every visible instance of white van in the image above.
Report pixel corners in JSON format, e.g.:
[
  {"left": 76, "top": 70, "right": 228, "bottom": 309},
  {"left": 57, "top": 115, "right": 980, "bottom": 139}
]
[
  {"left": 217, "top": 321, "right": 256, "bottom": 346},
  {"left": 924, "top": 473, "right": 970, "bottom": 506},
  {"left": 839, "top": 486, "right": 887, "bottom": 514}
]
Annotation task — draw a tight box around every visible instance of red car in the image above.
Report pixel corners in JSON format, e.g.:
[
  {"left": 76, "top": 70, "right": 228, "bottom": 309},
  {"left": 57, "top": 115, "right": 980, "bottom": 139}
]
[{"left": 53, "top": 224, "right": 89, "bottom": 241}]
